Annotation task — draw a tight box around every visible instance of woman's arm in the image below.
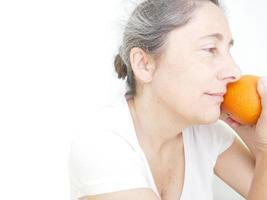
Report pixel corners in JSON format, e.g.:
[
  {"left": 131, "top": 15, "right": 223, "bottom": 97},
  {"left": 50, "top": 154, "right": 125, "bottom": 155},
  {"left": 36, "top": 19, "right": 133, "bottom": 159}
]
[
  {"left": 247, "top": 153, "right": 267, "bottom": 200},
  {"left": 217, "top": 77, "right": 267, "bottom": 199},
  {"left": 214, "top": 137, "right": 255, "bottom": 198}
]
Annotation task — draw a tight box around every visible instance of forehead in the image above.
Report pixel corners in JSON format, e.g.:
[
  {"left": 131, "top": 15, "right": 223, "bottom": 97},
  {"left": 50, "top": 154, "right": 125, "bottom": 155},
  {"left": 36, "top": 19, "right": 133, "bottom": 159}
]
[
  {"left": 187, "top": 2, "right": 231, "bottom": 38},
  {"left": 168, "top": 2, "right": 232, "bottom": 43}
]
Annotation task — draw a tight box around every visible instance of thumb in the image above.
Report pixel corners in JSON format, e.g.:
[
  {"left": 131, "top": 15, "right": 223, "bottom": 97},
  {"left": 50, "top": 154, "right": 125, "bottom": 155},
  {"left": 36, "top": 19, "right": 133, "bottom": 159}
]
[
  {"left": 257, "top": 76, "right": 267, "bottom": 121},
  {"left": 255, "top": 77, "right": 267, "bottom": 152}
]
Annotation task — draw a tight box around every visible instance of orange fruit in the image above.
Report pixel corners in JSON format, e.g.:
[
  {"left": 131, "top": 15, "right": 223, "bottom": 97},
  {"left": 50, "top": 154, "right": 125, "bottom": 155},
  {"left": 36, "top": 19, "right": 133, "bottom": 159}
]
[{"left": 221, "top": 75, "right": 262, "bottom": 125}]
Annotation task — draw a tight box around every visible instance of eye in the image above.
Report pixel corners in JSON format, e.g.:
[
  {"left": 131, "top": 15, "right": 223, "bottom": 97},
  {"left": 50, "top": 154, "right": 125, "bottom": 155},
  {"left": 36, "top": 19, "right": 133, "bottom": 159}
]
[{"left": 203, "top": 47, "right": 217, "bottom": 55}]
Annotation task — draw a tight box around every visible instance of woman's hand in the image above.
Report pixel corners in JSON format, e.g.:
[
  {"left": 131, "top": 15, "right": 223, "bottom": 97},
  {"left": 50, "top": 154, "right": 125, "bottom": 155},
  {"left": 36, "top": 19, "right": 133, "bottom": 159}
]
[
  {"left": 254, "top": 77, "right": 267, "bottom": 155},
  {"left": 220, "top": 77, "right": 267, "bottom": 158}
]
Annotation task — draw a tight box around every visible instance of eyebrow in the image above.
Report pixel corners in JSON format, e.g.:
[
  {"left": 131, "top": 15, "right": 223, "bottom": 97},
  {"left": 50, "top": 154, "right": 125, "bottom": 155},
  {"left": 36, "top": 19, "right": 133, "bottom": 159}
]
[{"left": 199, "top": 33, "right": 234, "bottom": 47}]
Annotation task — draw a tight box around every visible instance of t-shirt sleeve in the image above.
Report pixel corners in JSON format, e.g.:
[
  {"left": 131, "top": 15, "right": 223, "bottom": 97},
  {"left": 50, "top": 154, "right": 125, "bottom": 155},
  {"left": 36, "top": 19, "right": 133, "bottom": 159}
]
[
  {"left": 212, "top": 120, "right": 237, "bottom": 155},
  {"left": 68, "top": 131, "right": 149, "bottom": 199}
]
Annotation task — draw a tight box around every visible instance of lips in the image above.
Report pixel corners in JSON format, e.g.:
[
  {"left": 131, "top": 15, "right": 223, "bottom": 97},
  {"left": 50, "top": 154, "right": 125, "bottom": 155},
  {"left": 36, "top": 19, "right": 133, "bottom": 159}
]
[
  {"left": 205, "top": 92, "right": 225, "bottom": 102},
  {"left": 206, "top": 92, "right": 226, "bottom": 97}
]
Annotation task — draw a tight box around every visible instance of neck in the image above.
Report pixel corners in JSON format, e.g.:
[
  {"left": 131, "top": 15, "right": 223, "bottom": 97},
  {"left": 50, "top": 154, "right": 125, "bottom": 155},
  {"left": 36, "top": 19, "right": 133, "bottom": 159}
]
[{"left": 127, "top": 92, "right": 189, "bottom": 154}]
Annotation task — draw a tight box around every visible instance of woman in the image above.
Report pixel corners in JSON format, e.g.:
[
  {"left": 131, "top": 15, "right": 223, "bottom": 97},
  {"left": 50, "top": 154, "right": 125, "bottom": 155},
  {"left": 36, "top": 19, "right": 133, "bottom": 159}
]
[{"left": 69, "top": 0, "right": 267, "bottom": 199}]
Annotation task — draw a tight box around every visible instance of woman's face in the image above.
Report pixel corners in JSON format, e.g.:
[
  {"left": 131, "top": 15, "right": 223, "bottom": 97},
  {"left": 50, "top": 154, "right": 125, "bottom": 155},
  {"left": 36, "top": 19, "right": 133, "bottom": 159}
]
[{"left": 151, "top": 2, "right": 242, "bottom": 124}]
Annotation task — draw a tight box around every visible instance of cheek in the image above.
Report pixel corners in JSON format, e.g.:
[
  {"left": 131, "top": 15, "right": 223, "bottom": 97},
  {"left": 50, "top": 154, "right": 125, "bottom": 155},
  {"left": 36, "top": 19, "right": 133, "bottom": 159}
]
[
  {"left": 153, "top": 70, "right": 202, "bottom": 103},
  {"left": 175, "top": 82, "right": 221, "bottom": 115},
  {"left": 152, "top": 61, "right": 216, "bottom": 106}
]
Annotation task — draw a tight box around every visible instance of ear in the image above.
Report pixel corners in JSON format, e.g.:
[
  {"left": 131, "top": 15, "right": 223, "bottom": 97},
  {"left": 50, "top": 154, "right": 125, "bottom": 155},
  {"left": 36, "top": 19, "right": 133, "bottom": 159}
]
[{"left": 129, "top": 47, "right": 156, "bottom": 83}]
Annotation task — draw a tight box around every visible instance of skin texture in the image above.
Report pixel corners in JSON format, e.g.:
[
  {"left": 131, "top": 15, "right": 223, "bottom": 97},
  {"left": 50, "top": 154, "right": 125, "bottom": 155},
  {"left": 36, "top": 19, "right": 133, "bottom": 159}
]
[{"left": 81, "top": 2, "right": 267, "bottom": 200}]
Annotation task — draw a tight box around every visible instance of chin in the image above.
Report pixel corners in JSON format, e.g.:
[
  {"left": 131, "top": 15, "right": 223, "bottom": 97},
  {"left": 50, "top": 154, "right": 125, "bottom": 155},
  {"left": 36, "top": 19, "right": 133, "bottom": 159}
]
[{"left": 200, "top": 108, "right": 221, "bottom": 124}]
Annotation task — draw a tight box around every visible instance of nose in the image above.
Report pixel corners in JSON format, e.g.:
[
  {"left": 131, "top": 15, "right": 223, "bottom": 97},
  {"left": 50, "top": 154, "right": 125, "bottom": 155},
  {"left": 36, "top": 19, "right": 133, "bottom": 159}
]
[{"left": 217, "top": 54, "right": 242, "bottom": 83}]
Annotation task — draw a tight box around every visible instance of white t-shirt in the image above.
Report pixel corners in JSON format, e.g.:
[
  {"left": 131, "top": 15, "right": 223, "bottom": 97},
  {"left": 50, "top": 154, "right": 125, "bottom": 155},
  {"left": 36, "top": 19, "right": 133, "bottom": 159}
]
[{"left": 68, "top": 93, "right": 236, "bottom": 200}]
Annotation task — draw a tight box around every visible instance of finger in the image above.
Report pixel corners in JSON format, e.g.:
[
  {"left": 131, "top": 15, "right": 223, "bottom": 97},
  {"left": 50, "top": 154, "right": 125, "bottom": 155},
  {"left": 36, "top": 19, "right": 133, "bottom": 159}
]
[
  {"left": 257, "top": 77, "right": 267, "bottom": 119},
  {"left": 226, "top": 117, "right": 242, "bottom": 128},
  {"left": 219, "top": 111, "right": 228, "bottom": 121}
]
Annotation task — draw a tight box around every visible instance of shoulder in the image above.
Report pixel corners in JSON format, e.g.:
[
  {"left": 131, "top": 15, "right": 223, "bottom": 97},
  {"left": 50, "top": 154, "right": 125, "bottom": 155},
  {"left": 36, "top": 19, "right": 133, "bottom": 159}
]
[
  {"left": 69, "top": 102, "right": 138, "bottom": 167},
  {"left": 69, "top": 128, "right": 138, "bottom": 164},
  {"left": 69, "top": 95, "right": 139, "bottom": 166},
  {"left": 68, "top": 98, "right": 151, "bottom": 198},
  {"left": 92, "top": 96, "right": 131, "bottom": 133},
  {"left": 69, "top": 120, "right": 149, "bottom": 198}
]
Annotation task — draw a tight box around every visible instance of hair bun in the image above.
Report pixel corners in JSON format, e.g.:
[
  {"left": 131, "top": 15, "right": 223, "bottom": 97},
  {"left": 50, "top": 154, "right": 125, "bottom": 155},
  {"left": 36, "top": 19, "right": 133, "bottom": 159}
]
[{"left": 114, "top": 54, "right": 127, "bottom": 79}]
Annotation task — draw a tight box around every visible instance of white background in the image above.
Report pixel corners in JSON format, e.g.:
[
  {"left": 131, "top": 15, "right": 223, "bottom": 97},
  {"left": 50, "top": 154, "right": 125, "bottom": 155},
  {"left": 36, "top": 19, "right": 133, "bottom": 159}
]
[{"left": 0, "top": 0, "right": 266, "bottom": 199}]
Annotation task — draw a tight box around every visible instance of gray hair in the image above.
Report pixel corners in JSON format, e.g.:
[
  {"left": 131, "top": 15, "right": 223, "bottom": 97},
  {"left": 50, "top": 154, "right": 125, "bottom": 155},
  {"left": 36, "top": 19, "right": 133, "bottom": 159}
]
[{"left": 114, "top": 0, "right": 220, "bottom": 96}]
